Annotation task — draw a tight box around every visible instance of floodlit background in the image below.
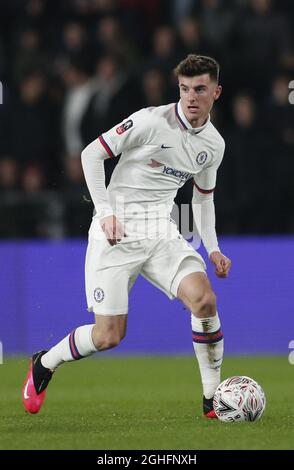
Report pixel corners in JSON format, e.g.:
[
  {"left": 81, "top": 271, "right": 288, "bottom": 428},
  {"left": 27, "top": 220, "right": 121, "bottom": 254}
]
[
  {"left": 1, "top": 0, "right": 294, "bottom": 453},
  {"left": 0, "top": 0, "right": 293, "bottom": 356},
  {"left": 1, "top": 0, "right": 294, "bottom": 236},
  {"left": 0, "top": 0, "right": 294, "bottom": 354}
]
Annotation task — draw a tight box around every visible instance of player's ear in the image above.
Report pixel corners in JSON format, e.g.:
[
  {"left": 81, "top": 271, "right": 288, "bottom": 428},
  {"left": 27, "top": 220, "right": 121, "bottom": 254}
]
[{"left": 213, "top": 85, "right": 222, "bottom": 101}]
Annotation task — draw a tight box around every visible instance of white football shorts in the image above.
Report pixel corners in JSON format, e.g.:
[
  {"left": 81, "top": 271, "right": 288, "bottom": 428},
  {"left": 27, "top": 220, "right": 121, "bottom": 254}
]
[{"left": 85, "top": 221, "right": 206, "bottom": 315}]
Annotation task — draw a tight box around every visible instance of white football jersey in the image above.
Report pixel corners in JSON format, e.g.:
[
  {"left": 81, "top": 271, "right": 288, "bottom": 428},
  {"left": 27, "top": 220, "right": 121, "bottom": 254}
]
[{"left": 97, "top": 101, "right": 225, "bottom": 238}]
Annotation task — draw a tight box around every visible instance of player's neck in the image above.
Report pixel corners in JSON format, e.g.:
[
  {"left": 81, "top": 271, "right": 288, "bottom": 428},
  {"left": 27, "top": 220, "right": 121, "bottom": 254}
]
[{"left": 189, "top": 116, "right": 208, "bottom": 129}]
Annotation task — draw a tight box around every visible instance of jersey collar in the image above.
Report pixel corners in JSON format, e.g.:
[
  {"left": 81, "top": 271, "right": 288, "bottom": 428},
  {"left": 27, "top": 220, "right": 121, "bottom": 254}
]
[{"left": 175, "top": 101, "right": 210, "bottom": 134}]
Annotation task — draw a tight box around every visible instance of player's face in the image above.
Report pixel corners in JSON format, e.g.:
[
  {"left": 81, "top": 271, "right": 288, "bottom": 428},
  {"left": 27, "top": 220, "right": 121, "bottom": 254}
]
[{"left": 178, "top": 74, "right": 222, "bottom": 128}]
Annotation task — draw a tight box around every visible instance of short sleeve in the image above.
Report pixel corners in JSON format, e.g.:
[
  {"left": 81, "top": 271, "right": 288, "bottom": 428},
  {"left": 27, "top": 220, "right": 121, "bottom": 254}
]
[
  {"left": 194, "top": 141, "right": 225, "bottom": 193},
  {"left": 98, "top": 109, "right": 153, "bottom": 158}
]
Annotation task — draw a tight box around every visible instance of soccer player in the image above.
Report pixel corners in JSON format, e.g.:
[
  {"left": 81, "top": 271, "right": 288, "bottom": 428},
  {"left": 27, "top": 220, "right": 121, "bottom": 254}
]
[{"left": 22, "top": 55, "right": 231, "bottom": 418}]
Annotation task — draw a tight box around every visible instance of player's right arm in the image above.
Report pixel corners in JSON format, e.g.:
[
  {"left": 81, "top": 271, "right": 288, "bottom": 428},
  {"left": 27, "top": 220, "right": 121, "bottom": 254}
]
[
  {"left": 81, "top": 110, "right": 152, "bottom": 244},
  {"left": 81, "top": 137, "right": 124, "bottom": 245}
]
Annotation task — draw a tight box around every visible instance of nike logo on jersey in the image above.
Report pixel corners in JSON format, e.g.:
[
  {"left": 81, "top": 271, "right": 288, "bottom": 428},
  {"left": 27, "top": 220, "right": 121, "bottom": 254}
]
[
  {"left": 161, "top": 144, "right": 173, "bottom": 149},
  {"left": 148, "top": 159, "right": 164, "bottom": 168}
]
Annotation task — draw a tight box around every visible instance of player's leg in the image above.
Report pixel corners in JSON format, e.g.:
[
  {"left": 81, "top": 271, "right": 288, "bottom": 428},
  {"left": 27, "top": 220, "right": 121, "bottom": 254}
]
[
  {"left": 41, "top": 312, "right": 128, "bottom": 369},
  {"left": 176, "top": 270, "right": 224, "bottom": 418},
  {"left": 22, "top": 314, "right": 127, "bottom": 414},
  {"left": 41, "top": 312, "right": 127, "bottom": 369},
  {"left": 22, "top": 236, "right": 133, "bottom": 414},
  {"left": 92, "top": 313, "right": 127, "bottom": 350},
  {"left": 141, "top": 228, "right": 223, "bottom": 418}
]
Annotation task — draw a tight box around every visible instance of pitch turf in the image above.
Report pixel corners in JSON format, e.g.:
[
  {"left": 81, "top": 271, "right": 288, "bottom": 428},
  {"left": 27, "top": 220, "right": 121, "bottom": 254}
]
[{"left": 0, "top": 356, "right": 293, "bottom": 450}]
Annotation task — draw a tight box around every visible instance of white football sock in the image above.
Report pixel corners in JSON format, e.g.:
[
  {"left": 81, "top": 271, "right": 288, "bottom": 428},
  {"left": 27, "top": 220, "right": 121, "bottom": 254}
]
[
  {"left": 191, "top": 313, "right": 224, "bottom": 399},
  {"left": 41, "top": 324, "right": 97, "bottom": 370}
]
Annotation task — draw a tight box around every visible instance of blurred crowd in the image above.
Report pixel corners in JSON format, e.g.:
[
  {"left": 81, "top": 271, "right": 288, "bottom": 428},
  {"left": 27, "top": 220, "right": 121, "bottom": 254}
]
[{"left": 0, "top": 0, "right": 293, "bottom": 237}]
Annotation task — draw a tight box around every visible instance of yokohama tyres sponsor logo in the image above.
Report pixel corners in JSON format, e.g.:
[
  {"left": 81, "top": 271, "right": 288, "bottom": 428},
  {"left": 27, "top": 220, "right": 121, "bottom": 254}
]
[
  {"left": 147, "top": 159, "right": 192, "bottom": 183},
  {"left": 148, "top": 159, "right": 164, "bottom": 168},
  {"left": 163, "top": 166, "right": 193, "bottom": 183}
]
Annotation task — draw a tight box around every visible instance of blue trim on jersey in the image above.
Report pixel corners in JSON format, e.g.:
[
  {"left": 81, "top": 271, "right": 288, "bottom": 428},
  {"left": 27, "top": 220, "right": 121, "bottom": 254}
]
[{"left": 175, "top": 103, "right": 188, "bottom": 130}]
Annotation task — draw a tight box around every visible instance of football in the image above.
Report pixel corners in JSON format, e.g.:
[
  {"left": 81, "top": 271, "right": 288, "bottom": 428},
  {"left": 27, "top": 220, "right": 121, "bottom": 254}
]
[{"left": 213, "top": 376, "right": 266, "bottom": 422}]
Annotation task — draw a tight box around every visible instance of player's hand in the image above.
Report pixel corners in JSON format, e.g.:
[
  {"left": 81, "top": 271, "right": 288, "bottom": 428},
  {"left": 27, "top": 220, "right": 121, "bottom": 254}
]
[
  {"left": 100, "top": 215, "right": 126, "bottom": 246},
  {"left": 209, "top": 251, "right": 231, "bottom": 278}
]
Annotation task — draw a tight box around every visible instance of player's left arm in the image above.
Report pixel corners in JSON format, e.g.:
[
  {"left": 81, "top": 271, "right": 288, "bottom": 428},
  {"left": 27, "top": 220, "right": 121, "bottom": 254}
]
[{"left": 192, "top": 144, "right": 231, "bottom": 278}]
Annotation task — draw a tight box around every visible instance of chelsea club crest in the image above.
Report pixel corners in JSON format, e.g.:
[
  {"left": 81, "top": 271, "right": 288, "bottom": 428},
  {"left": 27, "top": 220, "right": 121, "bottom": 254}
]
[
  {"left": 196, "top": 151, "right": 208, "bottom": 165},
  {"left": 94, "top": 288, "right": 105, "bottom": 303}
]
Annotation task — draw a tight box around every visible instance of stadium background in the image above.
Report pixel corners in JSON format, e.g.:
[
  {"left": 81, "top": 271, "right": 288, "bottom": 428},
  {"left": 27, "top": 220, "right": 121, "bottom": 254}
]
[
  {"left": 0, "top": 0, "right": 293, "bottom": 356},
  {"left": 0, "top": 0, "right": 294, "bottom": 452}
]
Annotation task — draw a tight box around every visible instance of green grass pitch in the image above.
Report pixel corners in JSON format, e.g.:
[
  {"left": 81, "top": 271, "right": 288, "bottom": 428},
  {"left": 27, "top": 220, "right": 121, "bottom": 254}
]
[{"left": 0, "top": 356, "right": 293, "bottom": 450}]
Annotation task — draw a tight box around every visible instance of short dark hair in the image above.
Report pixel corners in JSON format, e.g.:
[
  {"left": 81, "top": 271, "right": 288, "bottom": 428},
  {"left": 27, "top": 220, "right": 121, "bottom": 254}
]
[{"left": 174, "top": 54, "right": 220, "bottom": 83}]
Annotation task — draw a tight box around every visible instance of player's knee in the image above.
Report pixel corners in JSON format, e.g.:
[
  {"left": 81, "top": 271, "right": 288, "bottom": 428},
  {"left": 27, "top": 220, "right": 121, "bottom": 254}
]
[
  {"left": 96, "top": 332, "right": 121, "bottom": 351},
  {"left": 102, "top": 334, "right": 121, "bottom": 350},
  {"left": 191, "top": 290, "right": 216, "bottom": 317},
  {"left": 92, "top": 325, "right": 122, "bottom": 351}
]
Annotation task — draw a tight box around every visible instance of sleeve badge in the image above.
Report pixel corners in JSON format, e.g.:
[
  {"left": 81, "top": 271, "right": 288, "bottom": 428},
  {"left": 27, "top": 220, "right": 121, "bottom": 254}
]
[{"left": 116, "top": 119, "right": 133, "bottom": 135}]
